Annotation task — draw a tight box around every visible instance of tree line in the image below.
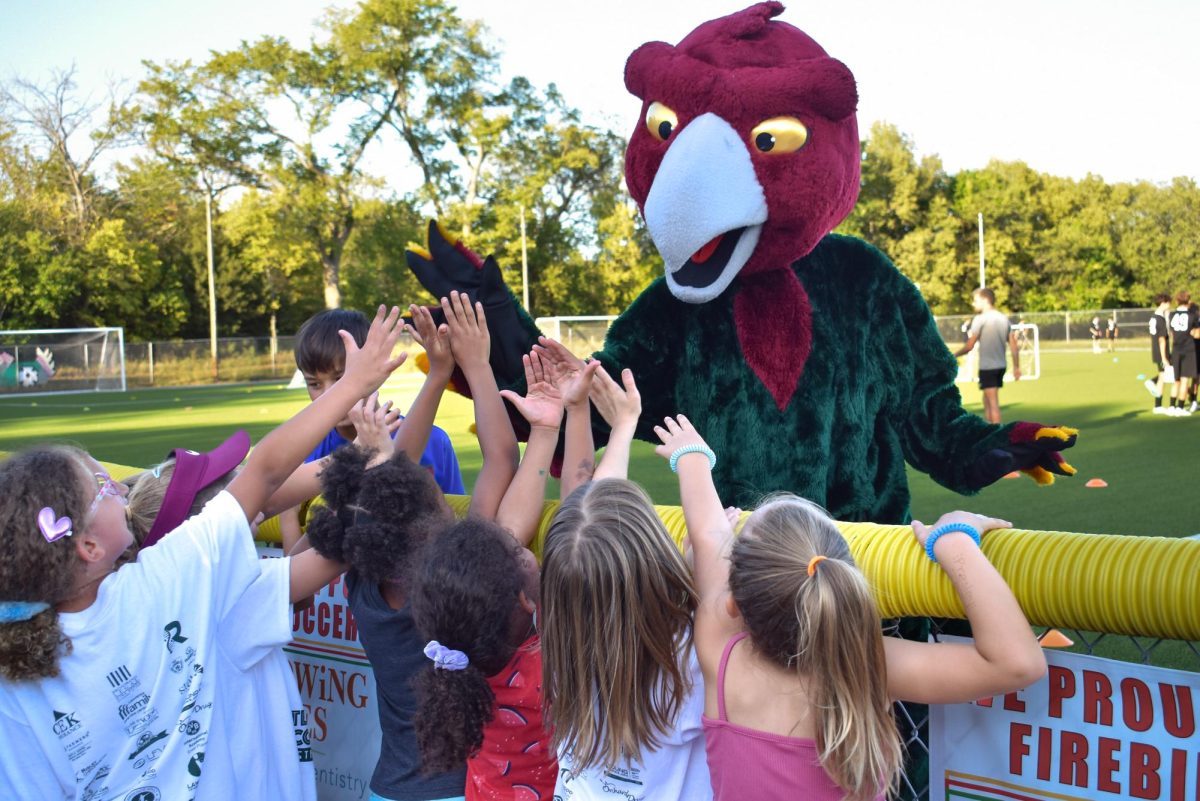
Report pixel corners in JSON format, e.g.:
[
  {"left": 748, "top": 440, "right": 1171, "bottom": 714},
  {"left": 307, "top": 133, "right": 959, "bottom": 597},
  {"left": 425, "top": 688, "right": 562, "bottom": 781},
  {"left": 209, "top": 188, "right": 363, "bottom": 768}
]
[{"left": 1, "top": 0, "right": 1196, "bottom": 342}]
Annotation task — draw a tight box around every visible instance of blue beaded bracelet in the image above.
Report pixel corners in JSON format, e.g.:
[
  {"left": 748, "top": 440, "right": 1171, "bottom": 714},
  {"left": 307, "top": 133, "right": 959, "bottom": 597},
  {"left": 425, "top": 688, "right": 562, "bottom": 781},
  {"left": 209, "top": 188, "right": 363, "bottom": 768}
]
[
  {"left": 925, "top": 522, "right": 981, "bottom": 563},
  {"left": 670, "top": 444, "right": 717, "bottom": 473}
]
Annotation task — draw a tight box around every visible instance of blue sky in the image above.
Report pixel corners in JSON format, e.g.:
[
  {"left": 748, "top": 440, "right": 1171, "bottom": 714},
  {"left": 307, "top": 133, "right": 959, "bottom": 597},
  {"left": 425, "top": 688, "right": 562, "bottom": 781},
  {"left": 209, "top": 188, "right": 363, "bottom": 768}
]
[{"left": 2, "top": 0, "right": 1198, "bottom": 185}]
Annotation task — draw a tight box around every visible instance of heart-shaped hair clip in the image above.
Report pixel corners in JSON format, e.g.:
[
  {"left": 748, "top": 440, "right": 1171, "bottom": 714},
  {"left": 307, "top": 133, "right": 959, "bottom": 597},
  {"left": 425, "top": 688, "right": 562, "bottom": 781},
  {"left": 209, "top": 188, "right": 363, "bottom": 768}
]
[{"left": 37, "top": 507, "right": 74, "bottom": 543}]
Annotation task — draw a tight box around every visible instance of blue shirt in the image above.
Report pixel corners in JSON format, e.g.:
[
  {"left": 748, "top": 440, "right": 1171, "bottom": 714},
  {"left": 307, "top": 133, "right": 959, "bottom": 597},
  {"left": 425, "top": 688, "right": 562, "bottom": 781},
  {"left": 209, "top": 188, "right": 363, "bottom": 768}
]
[{"left": 304, "top": 422, "right": 465, "bottom": 495}]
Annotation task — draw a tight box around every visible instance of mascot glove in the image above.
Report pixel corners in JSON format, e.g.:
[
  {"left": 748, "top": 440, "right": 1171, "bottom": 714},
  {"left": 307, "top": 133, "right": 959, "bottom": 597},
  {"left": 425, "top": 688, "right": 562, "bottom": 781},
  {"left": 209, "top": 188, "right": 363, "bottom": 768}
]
[
  {"left": 966, "top": 423, "right": 1079, "bottom": 489},
  {"left": 405, "top": 220, "right": 530, "bottom": 388}
]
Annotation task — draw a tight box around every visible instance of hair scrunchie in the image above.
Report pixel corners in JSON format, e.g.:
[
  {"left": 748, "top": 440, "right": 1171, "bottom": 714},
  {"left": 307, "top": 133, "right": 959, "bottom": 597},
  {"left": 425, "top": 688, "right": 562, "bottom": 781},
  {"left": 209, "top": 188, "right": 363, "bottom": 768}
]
[
  {"left": 0, "top": 601, "right": 50, "bottom": 624},
  {"left": 424, "top": 640, "right": 469, "bottom": 671}
]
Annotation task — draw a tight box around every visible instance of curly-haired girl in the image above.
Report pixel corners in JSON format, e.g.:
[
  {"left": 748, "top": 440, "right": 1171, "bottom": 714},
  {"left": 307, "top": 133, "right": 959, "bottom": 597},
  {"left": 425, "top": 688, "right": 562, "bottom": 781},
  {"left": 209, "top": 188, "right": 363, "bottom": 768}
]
[
  {"left": 0, "top": 305, "right": 406, "bottom": 800},
  {"left": 408, "top": 343, "right": 581, "bottom": 800},
  {"left": 303, "top": 294, "right": 520, "bottom": 801},
  {"left": 656, "top": 414, "right": 1047, "bottom": 801}
]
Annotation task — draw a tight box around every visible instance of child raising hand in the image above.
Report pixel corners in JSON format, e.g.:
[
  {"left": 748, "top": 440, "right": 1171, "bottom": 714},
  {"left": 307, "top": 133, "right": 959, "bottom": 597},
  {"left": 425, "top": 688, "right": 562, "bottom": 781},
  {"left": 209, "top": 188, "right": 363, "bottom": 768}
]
[
  {"left": 0, "top": 306, "right": 408, "bottom": 800},
  {"left": 656, "top": 414, "right": 1046, "bottom": 801}
]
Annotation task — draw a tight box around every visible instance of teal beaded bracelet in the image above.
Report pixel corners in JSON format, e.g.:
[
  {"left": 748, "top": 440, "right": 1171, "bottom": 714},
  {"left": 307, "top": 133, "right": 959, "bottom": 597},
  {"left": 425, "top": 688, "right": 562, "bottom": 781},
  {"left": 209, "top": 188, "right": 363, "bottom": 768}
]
[
  {"left": 669, "top": 444, "right": 717, "bottom": 473},
  {"left": 925, "top": 522, "right": 981, "bottom": 563}
]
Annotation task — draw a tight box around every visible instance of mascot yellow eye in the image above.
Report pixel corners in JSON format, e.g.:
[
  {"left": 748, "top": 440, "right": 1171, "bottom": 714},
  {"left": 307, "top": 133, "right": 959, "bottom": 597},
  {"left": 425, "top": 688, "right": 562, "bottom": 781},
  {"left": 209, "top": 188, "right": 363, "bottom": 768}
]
[
  {"left": 750, "top": 117, "right": 809, "bottom": 154},
  {"left": 645, "top": 102, "right": 679, "bottom": 142}
]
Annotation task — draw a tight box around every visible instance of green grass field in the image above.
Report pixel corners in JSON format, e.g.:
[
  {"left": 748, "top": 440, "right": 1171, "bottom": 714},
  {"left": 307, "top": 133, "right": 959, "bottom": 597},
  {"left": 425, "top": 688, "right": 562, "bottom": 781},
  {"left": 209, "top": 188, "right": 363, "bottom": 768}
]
[{"left": 1, "top": 349, "right": 1195, "bottom": 538}]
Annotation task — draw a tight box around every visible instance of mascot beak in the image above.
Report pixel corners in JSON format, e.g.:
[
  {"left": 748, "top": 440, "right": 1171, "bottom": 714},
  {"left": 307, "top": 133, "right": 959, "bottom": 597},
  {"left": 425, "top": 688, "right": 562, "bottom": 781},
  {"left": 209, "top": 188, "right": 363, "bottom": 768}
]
[{"left": 644, "top": 113, "right": 769, "bottom": 304}]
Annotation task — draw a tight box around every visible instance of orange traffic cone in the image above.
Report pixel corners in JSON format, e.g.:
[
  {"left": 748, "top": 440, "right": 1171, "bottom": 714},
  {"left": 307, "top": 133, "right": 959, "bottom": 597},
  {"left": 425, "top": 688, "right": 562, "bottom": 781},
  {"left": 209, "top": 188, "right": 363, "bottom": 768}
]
[{"left": 1039, "top": 629, "right": 1074, "bottom": 648}]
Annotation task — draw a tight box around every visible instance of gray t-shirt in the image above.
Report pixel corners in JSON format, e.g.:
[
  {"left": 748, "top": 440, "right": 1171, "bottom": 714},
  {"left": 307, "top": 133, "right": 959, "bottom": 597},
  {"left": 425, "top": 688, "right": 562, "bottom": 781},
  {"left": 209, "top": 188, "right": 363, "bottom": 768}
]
[
  {"left": 347, "top": 571, "right": 468, "bottom": 800},
  {"left": 968, "top": 309, "right": 1012, "bottom": 370}
]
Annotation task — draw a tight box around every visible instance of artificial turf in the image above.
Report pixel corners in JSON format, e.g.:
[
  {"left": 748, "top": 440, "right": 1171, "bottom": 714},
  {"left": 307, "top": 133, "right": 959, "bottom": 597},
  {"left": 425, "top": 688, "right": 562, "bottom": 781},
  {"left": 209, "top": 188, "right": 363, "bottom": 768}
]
[{"left": 1, "top": 349, "right": 1195, "bottom": 538}]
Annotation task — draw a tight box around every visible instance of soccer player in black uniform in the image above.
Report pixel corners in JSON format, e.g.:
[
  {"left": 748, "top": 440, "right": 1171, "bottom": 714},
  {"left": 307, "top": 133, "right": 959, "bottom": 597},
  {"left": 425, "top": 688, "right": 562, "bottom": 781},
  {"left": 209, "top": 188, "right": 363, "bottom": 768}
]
[
  {"left": 1167, "top": 291, "right": 1199, "bottom": 416},
  {"left": 1145, "top": 293, "right": 1172, "bottom": 414}
]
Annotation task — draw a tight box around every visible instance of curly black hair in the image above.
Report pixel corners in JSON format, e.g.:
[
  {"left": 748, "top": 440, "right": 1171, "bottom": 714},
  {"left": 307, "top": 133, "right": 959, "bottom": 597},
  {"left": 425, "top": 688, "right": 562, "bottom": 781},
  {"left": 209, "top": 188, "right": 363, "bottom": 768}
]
[
  {"left": 304, "top": 446, "right": 450, "bottom": 586},
  {"left": 410, "top": 519, "right": 526, "bottom": 774}
]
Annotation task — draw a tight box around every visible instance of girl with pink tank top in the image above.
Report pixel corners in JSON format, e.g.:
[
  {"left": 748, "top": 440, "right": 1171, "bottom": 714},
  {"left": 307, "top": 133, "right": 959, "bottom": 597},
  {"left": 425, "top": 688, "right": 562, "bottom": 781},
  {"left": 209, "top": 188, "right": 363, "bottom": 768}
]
[{"left": 654, "top": 415, "right": 1047, "bottom": 801}]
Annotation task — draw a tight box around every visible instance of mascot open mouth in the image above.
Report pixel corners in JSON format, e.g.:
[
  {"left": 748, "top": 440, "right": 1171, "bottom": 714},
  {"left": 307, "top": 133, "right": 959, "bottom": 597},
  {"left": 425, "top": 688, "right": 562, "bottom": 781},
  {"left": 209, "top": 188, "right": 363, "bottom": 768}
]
[{"left": 673, "top": 228, "right": 746, "bottom": 288}]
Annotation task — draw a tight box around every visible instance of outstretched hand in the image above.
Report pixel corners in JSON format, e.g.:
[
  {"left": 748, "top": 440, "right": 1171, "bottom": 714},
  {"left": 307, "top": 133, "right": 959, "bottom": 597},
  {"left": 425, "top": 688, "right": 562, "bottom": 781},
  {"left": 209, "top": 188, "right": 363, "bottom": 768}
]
[
  {"left": 442, "top": 290, "right": 490, "bottom": 372},
  {"left": 910, "top": 511, "right": 1012, "bottom": 549},
  {"left": 341, "top": 305, "right": 407, "bottom": 395},
  {"left": 653, "top": 415, "right": 711, "bottom": 464},
  {"left": 499, "top": 350, "right": 566, "bottom": 431},
  {"left": 350, "top": 392, "right": 401, "bottom": 465},
  {"left": 536, "top": 338, "right": 599, "bottom": 410},
  {"left": 407, "top": 304, "right": 454, "bottom": 379},
  {"left": 591, "top": 366, "right": 641, "bottom": 430}
]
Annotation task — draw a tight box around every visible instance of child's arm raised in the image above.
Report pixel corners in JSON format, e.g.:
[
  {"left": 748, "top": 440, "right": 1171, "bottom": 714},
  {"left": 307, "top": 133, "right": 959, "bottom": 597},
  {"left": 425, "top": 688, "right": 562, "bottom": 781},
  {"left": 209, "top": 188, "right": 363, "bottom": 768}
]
[
  {"left": 884, "top": 511, "right": 1046, "bottom": 703},
  {"left": 262, "top": 393, "right": 400, "bottom": 518},
  {"left": 444, "top": 290, "right": 519, "bottom": 518},
  {"left": 536, "top": 338, "right": 599, "bottom": 499},
  {"left": 496, "top": 351, "right": 565, "bottom": 545},
  {"left": 227, "top": 307, "right": 405, "bottom": 590},
  {"left": 394, "top": 304, "right": 455, "bottom": 464},
  {"left": 654, "top": 415, "right": 741, "bottom": 668},
  {"left": 591, "top": 366, "right": 640, "bottom": 481}
]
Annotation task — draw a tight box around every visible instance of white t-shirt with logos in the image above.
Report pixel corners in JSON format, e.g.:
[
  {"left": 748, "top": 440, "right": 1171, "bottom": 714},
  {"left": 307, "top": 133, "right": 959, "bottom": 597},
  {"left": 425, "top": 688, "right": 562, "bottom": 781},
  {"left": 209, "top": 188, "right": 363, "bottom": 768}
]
[
  {"left": 0, "top": 490, "right": 314, "bottom": 801},
  {"left": 554, "top": 647, "right": 712, "bottom": 801}
]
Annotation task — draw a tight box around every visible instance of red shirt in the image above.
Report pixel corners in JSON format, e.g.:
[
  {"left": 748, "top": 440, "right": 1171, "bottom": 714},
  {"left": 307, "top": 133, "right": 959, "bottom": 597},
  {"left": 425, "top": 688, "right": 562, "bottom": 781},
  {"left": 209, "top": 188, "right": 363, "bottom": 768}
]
[{"left": 466, "top": 635, "right": 557, "bottom": 800}]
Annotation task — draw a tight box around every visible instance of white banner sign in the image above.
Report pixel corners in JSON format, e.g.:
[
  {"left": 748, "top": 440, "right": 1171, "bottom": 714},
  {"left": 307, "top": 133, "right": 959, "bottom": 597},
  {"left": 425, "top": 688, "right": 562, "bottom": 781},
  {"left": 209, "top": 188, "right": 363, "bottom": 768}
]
[
  {"left": 259, "top": 546, "right": 382, "bottom": 801},
  {"left": 931, "top": 638, "right": 1199, "bottom": 801}
]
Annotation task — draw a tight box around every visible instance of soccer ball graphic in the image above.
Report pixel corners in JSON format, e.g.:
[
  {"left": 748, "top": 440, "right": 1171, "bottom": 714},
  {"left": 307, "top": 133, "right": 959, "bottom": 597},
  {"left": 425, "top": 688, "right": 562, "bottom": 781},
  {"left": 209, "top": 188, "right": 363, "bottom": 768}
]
[{"left": 18, "top": 365, "right": 40, "bottom": 387}]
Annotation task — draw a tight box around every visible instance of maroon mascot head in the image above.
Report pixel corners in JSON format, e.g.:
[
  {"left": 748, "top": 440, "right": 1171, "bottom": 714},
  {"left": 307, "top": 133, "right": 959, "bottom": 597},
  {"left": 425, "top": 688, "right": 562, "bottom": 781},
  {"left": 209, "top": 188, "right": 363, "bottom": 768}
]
[{"left": 624, "top": 2, "right": 859, "bottom": 304}]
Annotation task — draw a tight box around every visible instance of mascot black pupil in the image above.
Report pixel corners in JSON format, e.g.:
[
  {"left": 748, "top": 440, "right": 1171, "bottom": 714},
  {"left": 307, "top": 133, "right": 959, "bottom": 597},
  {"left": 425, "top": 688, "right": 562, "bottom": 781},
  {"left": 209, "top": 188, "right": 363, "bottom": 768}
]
[
  {"left": 658, "top": 120, "right": 673, "bottom": 140},
  {"left": 755, "top": 132, "right": 776, "bottom": 152}
]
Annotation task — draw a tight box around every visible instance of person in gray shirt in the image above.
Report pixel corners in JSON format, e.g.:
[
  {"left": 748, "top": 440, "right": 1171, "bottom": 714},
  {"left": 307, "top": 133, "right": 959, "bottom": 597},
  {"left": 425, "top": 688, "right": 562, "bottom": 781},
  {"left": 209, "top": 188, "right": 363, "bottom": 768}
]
[{"left": 953, "top": 287, "right": 1021, "bottom": 423}]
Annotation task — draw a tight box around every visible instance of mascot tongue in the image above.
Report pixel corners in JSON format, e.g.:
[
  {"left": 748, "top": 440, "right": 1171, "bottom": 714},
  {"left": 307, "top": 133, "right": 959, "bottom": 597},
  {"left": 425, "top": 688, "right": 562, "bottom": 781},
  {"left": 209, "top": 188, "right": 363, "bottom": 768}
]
[
  {"left": 734, "top": 270, "right": 812, "bottom": 412},
  {"left": 691, "top": 234, "right": 724, "bottom": 263}
]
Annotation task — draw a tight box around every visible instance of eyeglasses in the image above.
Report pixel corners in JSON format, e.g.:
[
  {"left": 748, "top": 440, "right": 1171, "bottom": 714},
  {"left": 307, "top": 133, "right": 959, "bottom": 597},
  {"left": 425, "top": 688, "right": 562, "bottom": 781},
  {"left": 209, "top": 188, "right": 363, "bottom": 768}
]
[{"left": 89, "top": 471, "right": 126, "bottom": 515}]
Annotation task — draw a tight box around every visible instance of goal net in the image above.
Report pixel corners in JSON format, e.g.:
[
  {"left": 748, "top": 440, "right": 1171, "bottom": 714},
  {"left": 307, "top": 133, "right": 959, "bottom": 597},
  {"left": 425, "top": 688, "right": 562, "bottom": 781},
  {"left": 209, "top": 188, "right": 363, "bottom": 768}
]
[
  {"left": 953, "top": 322, "right": 1040, "bottom": 384},
  {"left": 0, "top": 328, "right": 126, "bottom": 396},
  {"left": 534, "top": 316, "right": 617, "bottom": 358}
]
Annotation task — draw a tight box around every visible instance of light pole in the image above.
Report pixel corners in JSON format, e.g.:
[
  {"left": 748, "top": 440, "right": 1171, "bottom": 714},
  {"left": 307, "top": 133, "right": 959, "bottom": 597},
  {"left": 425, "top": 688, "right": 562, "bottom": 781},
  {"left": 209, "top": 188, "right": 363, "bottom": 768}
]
[{"left": 205, "top": 185, "right": 218, "bottom": 378}]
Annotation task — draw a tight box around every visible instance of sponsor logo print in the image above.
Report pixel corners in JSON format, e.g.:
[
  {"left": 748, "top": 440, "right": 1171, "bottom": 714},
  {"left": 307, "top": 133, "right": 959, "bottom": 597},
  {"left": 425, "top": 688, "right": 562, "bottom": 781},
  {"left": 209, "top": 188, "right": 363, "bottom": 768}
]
[
  {"left": 53, "top": 709, "right": 81, "bottom": 738},
  {"left": 128, "top": 730, "right": 168, "bottom": 761},
  {"left": 124, "top": 788, "right": 161, "bottom": 801},
  {"left": 118, "top": 693, "right": 150, "bottom": 721},
  {"left": 187, "top": 751, "right": 205, "bottom": 778},
  {"left": 162, "top": 621, "right": 188, "bottom": 653}
]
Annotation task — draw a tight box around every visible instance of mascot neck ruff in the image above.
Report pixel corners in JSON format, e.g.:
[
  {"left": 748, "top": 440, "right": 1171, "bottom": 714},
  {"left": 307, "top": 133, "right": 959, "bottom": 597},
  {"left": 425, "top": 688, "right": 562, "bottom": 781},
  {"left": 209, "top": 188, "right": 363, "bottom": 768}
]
[{"left": 624, "top": 2, "right": 860, "bottom": 409}]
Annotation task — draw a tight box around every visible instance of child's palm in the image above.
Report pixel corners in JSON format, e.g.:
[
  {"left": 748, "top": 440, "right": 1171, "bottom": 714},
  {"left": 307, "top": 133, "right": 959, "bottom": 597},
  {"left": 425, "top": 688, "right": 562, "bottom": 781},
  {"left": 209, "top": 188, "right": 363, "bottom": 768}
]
[{"left": 652, "top": 415, "right": 709, "bottom": 460}]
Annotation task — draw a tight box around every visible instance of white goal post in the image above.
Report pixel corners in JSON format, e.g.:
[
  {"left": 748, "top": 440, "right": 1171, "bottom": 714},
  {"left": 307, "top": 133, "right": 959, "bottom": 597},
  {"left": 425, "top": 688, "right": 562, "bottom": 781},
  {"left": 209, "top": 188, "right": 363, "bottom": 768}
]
[{"left": 0, "top": 327, "right": 127, "bottom": 396}]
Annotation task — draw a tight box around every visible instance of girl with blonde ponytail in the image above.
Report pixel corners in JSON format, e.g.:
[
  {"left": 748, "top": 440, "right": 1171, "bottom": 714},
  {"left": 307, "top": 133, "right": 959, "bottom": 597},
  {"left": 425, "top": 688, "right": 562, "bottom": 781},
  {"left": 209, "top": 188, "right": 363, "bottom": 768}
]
[{"left": 656, "top": 415, "right": 1047, "bottom": 801}]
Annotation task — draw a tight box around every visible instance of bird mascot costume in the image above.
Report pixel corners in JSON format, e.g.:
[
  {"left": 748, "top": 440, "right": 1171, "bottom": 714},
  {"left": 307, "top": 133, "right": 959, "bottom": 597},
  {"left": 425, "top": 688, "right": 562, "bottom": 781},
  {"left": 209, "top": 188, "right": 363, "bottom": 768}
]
[{"left": 407, "top": 1, "right": 1078, "bottom": 522}]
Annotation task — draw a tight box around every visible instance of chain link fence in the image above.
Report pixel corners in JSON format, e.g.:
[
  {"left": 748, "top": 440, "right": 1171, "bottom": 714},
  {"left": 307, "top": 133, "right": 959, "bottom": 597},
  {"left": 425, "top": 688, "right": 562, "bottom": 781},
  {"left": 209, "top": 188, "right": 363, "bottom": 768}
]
[
  {"left": 119, "top": 307, "right": 1160, "bottom": 390},
  {"left": 123, "top": 336, "right": 299, "bottom": 387},
  {"left": 892, "top": 619, "right": 1200, "bottom": 800}
]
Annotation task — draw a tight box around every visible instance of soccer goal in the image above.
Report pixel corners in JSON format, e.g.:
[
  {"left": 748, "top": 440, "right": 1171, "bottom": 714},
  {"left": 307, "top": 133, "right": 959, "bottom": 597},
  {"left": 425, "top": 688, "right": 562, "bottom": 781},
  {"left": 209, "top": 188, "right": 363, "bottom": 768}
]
[
  {"left": 954, "top": 322, "right": 1040, "bottom": 384},
  {"left": 0, "top": 328, "right": 126, "bottom": 396},
  {"left": 534, "top": 316, "right": 617, "bottom": 358}
]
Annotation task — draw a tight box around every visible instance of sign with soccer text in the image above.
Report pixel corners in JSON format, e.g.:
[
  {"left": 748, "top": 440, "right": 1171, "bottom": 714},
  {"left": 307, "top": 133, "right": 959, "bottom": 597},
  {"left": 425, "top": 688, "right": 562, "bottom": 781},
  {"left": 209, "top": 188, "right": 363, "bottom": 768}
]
[
  {"left": 930, "top": 638, "right": 1199, "bottom": 801},
  {"left": 259, "top": 546, "right": 382, "bottom": 801}
]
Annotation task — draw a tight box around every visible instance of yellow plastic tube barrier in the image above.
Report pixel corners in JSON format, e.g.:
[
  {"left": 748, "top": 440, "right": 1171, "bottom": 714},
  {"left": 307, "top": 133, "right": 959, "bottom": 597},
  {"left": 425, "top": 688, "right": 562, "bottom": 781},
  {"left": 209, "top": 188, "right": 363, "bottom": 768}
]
[
  {"left": 85, "top": 459, "right": 1199, "bottom": 643},
  {"left": 443, "top": 495, "right": 1200, "bottom": 643}
]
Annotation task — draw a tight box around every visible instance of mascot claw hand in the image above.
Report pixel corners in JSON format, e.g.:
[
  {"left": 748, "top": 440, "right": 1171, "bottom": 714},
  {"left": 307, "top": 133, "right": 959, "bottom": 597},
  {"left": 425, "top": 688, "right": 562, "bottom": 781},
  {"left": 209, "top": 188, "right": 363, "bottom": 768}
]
[
  {"left": 405, "top": 221, "right": 535, "bottom": 389},
  {"left": 967, "top": 423, "right": 1079, "bottom": 489}
]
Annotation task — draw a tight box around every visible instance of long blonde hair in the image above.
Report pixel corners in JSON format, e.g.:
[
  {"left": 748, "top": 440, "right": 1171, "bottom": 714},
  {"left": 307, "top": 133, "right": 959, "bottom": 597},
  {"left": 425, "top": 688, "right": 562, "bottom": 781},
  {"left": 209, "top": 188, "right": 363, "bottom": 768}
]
[
  {"left": 541, "top": 479, "right": 698, "bottom": 770},
  {"left": 731, "top": 496, "right": 902, "bottom": 801}
]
